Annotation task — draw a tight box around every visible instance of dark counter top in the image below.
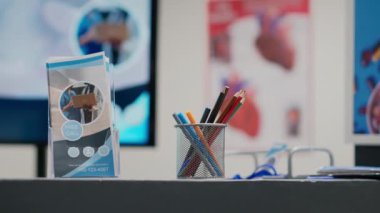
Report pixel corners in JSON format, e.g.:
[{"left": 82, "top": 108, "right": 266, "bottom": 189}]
[{"left": 0, "top": 179, "right": 378, "bottom": 213}]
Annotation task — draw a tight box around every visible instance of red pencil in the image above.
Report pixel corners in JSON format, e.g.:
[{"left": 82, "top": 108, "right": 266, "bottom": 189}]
[
  {"left": 215, "top": 90, "right": 242, "bottom": 123},
  {"left": 222, "top": 91, "right": 246, "bottom": 123},
  {"left": 183, "top": 91, "right": 247, "bottom": 176}
]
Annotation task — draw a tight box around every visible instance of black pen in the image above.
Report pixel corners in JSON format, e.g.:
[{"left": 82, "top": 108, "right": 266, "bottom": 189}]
[
  {"left": 207, "top": 86, "right": 229, "bottom": 123},
  {"left": 200, "top": 107, "right": 211, "bottom": 123}
]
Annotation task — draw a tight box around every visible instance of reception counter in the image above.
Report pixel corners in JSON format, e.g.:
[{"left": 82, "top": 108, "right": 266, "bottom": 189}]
[{"left": 0, "top": 179, "right": 378, "bottom": 213}]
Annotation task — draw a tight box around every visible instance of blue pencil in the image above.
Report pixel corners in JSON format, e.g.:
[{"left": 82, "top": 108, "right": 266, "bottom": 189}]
[
  {"left": 177, "top": 113, "right": 222, "bottom": 176},
  {"left": 173, "top": 113, "right": 216, "bottom": 176}
]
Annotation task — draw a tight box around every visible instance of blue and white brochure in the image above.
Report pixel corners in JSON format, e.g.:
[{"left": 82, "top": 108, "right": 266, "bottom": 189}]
[{"left": 46, "top": 52, "right": 118, "bottom": 177}]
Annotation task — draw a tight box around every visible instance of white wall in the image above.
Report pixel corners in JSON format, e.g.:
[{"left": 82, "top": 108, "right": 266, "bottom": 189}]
[
  {"left": 312, "top": 0, "right": 354, "bottom": 172},
  {"left": 0, "top": 0, "right": 353, "bottom": 179},
  {"left": 0, "top": 145, "right": 35, "bottom": 178}
]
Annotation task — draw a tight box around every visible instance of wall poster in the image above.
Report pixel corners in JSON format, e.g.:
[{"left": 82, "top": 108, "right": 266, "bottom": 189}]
[{"left": 207, "top": 0, "right": 312, "bottom": 150}]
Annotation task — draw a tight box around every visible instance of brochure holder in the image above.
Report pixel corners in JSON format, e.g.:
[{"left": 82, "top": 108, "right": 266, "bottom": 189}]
[{"left": 46, "top": 52, "right": 120, "bottom": 178}]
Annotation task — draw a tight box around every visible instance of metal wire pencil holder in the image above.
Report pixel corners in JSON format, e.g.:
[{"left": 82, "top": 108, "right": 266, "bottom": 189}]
[{"left": 175, "top": 123, "right": 226, "bottom": 179}]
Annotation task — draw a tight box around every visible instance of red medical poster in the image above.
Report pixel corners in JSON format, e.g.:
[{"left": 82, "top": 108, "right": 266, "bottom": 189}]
[{"left": 207, "top": 0, "right": 312, "bottom": 150}]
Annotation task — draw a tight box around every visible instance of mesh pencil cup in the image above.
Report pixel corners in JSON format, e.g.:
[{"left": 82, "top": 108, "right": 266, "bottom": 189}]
[{"left": 175, "top": 123, "right": 226, "bottom": 179}]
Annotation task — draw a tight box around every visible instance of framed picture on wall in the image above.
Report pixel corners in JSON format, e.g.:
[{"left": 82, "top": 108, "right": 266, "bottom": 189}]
[
  {"left": 0, "top": 0, "right": 157, "bottom": 146},
  {"left": 346, "top": 0, "right": 380, "bottom": 144},
  {"left": 207, "top": 0, "right": 313, "bottom": 150}
]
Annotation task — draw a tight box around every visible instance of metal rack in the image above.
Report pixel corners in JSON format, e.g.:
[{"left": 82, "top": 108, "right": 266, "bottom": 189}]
[{"left": 226, "top": 147, "right": 334, "bottom": 178}]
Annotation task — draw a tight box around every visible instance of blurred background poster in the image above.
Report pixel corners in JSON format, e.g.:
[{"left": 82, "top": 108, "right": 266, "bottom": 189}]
[
  {"left": 207, "top": 0, "right": 312, "bottom": 150},
  {"left": 0, "top": 0, "right": 155, "bottom": 145},
  {"left": 351, "top": 0, "right": 380, "bottom": 143}
]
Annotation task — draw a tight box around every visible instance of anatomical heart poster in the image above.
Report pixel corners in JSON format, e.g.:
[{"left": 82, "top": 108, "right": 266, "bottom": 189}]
[{"left": 207, "top": 0, "right": 312, "bottom": 150}]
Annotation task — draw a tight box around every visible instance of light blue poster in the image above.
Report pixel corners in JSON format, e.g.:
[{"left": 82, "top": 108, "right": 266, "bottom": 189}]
[{"left": 354, "top": 0, "right": 380, "bottom": 135}]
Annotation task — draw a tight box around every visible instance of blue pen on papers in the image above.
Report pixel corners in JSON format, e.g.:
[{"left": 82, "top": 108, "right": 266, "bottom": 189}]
[{"left": 233, "top": 163, "right": 278, "bottom": 180}]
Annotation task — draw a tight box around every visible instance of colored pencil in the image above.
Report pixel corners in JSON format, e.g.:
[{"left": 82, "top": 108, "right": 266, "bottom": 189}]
[
  {"left": 203, "top": 92, "right": 245, "bottom": 149},
  {"left": 177, "top": 113, "right": 220, "bottom": 176},
  {"left": 207, "top": 86, "right": 229, "bottom": 123},
  {"left": 179, "top": 107, "right": 210, "bottom": 171},
  {"left": 205, "top": 92, "right": 246, "bottom": 145},
  {"left": 216, "top": 90, "right": 242, "bottom": 123},
  {"left": 182, "top": 91, "right": 246, "bottom": 176},
  {"left": 227, "top": 96, "right": 245, "bottom": 122},
  {"left": 222, "top": 91, "right": 246, "bottom": 123},
  {"left": 175, "top": 86, "right": 247, "bottom": 176},
  {"left": 179, "top": 87, "right": 230, "bottom": 173},
  {"left": 173, "top": 113, "right": 217, "bottom": 176},
  {"left": 200, "top": 107, "right": 211, "bottom": 123},
  {"left": 185, "top": 112, "right": 224, "bottom": 176}
]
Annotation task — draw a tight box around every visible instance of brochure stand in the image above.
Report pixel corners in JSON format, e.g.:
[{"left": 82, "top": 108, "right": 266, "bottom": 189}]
[{"left": 46, "top": 52, "right": 120, "bottom": 178}]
